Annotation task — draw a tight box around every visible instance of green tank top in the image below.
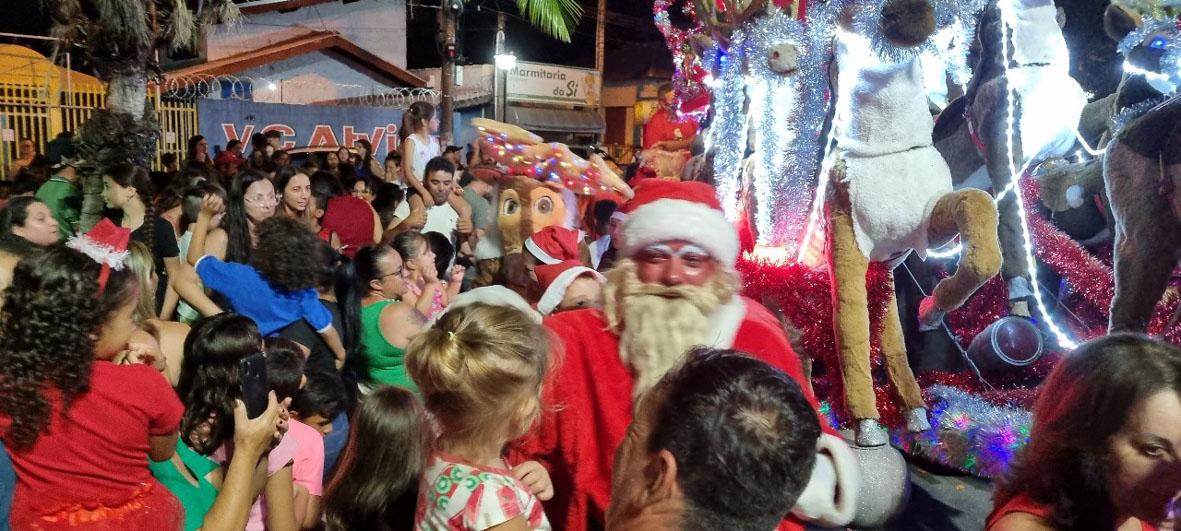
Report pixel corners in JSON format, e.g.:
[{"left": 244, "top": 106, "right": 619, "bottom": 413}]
[
  {"left": 361, "top": 299, "right": 419, "bottom": 394},
  {"left": 148, "top": 441, "right": 219, "bottom": 531}
]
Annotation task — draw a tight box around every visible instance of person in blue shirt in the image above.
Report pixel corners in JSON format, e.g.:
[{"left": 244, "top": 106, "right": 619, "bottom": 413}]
[{"left": 174, "top": 198, "right": 348, "bottom": 367}]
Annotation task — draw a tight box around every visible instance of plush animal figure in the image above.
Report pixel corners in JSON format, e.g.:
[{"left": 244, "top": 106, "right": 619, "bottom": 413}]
[
  {"left": 827, "top": 0, "right": 1002, "bottom": 447},
  {"left": 1101, "top": 2, "right": 1181, "bottom": 332},
  {"left": 1025, "top": 2, "right": 1181, "bottom": 332},
  {"left": 932, "top": 0, "right": 1087, "bottom": 317},
  {"left": 471, "top": 119, "right": 633, "bottom": 300}
]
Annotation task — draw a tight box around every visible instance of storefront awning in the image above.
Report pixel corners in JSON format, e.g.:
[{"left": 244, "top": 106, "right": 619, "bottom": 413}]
[{"left": 507, "top": 105, "right": 605, "bottom": 134}]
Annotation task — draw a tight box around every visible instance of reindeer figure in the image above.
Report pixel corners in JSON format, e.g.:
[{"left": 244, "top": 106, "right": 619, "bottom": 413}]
[
  {"left": 1100, "top": 2, "right": 1181, "bottom": 332},
  {"left": 933, "top": 0, "right": 1087, "bottom": 316},
  {"left": 827, "top": 0, "right": 1002, "bottom": 446}
]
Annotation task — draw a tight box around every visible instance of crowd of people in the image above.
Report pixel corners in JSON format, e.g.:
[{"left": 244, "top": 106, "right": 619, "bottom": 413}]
[{"left": 0, "top": 98, "right": 1179, "bottom": 531}]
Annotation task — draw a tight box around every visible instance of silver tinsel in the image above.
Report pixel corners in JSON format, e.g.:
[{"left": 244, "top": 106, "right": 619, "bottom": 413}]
[
  {"left": 1118, "top": 15, "right": 1181, "bottom": 96},
  {"left": 895, "top": 385, "right": 1032, "bottom": 478},
  {"left": 707, "top": 31, "right": 751, "bottom": 223},
  {"left": 741, "top": 10, "right": 828, "bottom": 251}
]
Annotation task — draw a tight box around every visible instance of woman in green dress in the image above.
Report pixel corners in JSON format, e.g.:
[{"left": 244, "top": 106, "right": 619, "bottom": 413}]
[{"left": 354, "top": 243, "right": 424, "bottom": 393}]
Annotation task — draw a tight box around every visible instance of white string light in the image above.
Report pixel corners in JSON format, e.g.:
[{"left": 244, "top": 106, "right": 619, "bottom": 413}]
[{"left": 994, "top": 0, "right": 1078, "bottom": 349}]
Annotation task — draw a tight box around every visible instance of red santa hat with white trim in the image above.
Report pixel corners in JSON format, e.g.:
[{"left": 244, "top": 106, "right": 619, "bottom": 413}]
[
  {"left": 618, "top": 179, "right": 738, "bottom": 268},
  {"left": 535, "top": 260, "right": 605, "bottom": 315},
  {"left": 524, "top": 225, "right": 583, "bottom": 265}
]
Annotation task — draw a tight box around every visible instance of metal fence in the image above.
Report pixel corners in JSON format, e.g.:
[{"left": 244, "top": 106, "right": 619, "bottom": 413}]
[{"left": 0, "top": 37, "right": 204, "bottom": 178}]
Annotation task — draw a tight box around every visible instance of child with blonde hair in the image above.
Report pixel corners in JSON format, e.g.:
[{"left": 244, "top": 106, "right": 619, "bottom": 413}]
[{"left": 407, "top": 303, "right": 554, "bottom": 530}]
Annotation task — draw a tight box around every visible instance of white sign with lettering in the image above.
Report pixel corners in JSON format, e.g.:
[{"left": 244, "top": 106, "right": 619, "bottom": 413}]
[{"left": 507, "top": 61, "right": 601, "bottom": 107}]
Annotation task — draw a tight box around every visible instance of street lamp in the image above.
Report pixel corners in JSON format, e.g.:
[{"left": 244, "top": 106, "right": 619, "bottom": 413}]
[
  {"left": 494, "top": 29, "right": 516, "bottom": 71},
  {"left": 495, "top": 50, "right": 517, "bottom": 71},
  {"left": 493, "top": 26, "right": 515, "bottom": 122}
]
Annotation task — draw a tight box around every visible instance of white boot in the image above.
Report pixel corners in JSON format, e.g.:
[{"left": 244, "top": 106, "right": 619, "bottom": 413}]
[
  {"left": 904, "top": 407, "right": 931, "bottom": 433},
  {"left": 854, "top": 418, "right": 888, "bottom": 447}
]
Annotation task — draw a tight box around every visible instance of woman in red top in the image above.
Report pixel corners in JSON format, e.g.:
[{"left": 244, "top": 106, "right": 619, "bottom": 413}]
[
  {"left": 0, "top": 232, "right": 185, "bottom": 530},
  {"left": 988, "top": 334, "right": 1181, "bottom": 531}
]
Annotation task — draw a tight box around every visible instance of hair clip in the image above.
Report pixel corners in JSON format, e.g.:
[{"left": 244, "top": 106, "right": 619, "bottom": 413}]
[{"left": 447, "top": 331, "right": 457, "bottom": 342}]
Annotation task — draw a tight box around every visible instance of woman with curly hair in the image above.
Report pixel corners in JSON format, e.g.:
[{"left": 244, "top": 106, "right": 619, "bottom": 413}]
[
  {"left": 988, "top": 334, "right": 1181, "bottom": 531},
  {"left": 186, "top": 169, "right": 276, "bottom": 266},
  {"left": 174, "top": 207, "right": 348, "bottom": 368},
  {"left": 166, "top": 313, "right": 297, "bottom": 531},
  {"left": 0, "top": 234, "right": 185, "bottom": 529}
]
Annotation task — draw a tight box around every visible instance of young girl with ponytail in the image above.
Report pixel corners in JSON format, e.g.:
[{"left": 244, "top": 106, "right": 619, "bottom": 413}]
[
  {"left": 399, "top": 101, "right": 441, "bottom": 205},
  {"left": 102, "top": 163, "right": 182, "bottom": 317},
  {"left": 407, "top": 303, "right": 555, "bottom": 530}
]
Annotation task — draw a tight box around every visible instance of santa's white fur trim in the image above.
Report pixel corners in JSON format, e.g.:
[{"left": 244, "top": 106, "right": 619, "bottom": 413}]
[
  {"left": 702, "top": 296, "right": 746, "bottom": 349},
  {"left": 537, "top": 266, "right": 605, "bottom": 315},
  {"left": 791, "top": 433, "right": 860, "bottom": 527},
  {"left": 65, "top": 234, "right": 128, "bottom": 270},
  {"left": 524, "top": 237, "right": 562, "bottom": 265},
  {"left": 619, "top": 199, "right": 738, "bottom": 267}
]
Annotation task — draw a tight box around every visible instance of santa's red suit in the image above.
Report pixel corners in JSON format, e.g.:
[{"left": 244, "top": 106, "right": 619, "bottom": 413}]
[{"left": 510, "top": 180, "right": 859, "bottom": 531}]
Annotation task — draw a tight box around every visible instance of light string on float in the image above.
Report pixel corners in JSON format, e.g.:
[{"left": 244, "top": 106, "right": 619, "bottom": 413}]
[{"left": 990, "top": 0, "right": 1078, "bottom": 349}]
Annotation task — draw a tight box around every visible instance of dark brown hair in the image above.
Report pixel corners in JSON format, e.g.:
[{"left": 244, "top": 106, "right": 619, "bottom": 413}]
[
  {"left": 323, "top": 386, "right": 426, "bottom": 531},
  {"left": 995, "top": 333, "right": 1181, "bottom": 530}
]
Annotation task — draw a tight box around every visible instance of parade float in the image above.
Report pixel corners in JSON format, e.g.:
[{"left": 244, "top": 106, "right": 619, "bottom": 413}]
[{"left": 647, "top": 0, "right": 1181, "bottom": 492}]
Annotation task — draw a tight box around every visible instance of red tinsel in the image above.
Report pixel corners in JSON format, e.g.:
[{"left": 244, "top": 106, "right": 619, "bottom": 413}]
[
  {"left": 1019, "top": 176, "right": 1181, "bottom": 341},
  {"left": 738, "top": 257, "right": 897, "bottom": 426}
]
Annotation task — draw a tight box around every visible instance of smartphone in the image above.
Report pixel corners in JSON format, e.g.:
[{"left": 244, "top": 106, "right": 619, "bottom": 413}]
[{"left": 239, "top": 352, "right": 269, "bottom": 419}]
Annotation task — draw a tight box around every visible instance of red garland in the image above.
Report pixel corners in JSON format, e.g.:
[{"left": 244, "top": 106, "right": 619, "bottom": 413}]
[
  {"left": 1019, "top": 176, "right": 1181, "bottom": 341},
  {"left": 738, "top": 258, "right": 898, "bottom": 426}
]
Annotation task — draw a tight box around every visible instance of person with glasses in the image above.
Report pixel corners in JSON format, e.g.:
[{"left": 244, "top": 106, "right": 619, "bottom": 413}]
[
  {"left": 186, "top": 170, "right": 276, "bottom": 265},
  {"left": 354, "top": 243, "right": 423, "bottom": 394}
]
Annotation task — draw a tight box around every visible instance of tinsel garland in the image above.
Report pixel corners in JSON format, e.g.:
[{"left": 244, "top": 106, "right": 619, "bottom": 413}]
[
  {"left": 738, "top": 256, "right": 894, "bottom": 426},
  {"left": 708, "top": 41, "right": 750, "bottom": 223},
  {"left": 742, "top": 10, "right": 828, "bottom": 252},
  {"left": 652, "top": 0, "right": 711, "bottom": 118},
  {"left": 894, "top": 385, "right": 1032, "bottom": 478},
  {"left": 1020, "top": 175, "right": 1181, "bottom": 342}
]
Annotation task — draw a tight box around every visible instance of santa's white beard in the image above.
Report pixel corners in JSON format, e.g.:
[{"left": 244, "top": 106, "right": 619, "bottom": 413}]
[{"left": 604, "top": 259, "right": 739, "bottom": 396}]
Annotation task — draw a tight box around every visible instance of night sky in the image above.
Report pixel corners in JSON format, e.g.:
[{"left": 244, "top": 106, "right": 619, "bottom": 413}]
[{"left": 0, "top": 0, "right": 1120, "bottom": 95}]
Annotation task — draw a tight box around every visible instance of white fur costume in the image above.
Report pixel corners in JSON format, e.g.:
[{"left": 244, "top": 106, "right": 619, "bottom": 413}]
[
  {"left": 1005, "top": 0, "right": 1087, "bottom": 161},
  {"left": 832, "top": 34, "right": 952, "bottom": 262}
]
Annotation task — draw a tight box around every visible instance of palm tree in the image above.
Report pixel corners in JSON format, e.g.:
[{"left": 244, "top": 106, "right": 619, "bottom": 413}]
[
  {"left": 50, "top": 0, "right": 240, "bottom": 229},
  {"left": 513, "top": 0, "right": 584, "bottom": 43}
]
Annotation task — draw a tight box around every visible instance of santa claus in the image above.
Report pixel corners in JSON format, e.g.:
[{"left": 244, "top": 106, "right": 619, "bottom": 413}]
[{"left": 512, "top": 179, "right": 859, "bottom": 530}]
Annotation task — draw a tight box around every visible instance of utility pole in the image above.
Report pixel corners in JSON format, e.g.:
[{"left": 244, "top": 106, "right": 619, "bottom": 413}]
[
  {"left": 595, "top": 0, "right": 606, "bottom": 73},
  {"left": 440, "top": 0, "right": 460, "bottom": 143},
  {"left": 494, "top": 11, "right": 507, "bottom": 122}
]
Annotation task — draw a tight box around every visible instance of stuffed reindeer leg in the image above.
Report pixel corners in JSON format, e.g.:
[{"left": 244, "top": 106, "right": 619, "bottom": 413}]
[
  {"left": 919, "top": 189, "right": 1003, "bottom": 324},
  {"left": 828, "top": 167, "right": 880, "bottom": 434}
]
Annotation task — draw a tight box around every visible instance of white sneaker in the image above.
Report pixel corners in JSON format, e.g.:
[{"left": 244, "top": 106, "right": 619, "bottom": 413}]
[
  {"left": 855, "top": 418, "right": 889, "bottom": 447},
  {"left": 904, "top": 407, "right": 932, "bottom": 433}
]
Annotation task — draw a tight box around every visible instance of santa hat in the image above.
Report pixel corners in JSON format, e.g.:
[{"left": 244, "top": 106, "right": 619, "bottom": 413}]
[
  {"left": 535, "top": 260, "right": 605, "bottom": 315},
  {"left": 524, "top": 225, "right": 583, "bottom": 265},
  {"left": 618, "top": 179, "right": 738, "bottom": 267},
  {"left": 66, "top": 218, "right": 131, "bottom": 294}
]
